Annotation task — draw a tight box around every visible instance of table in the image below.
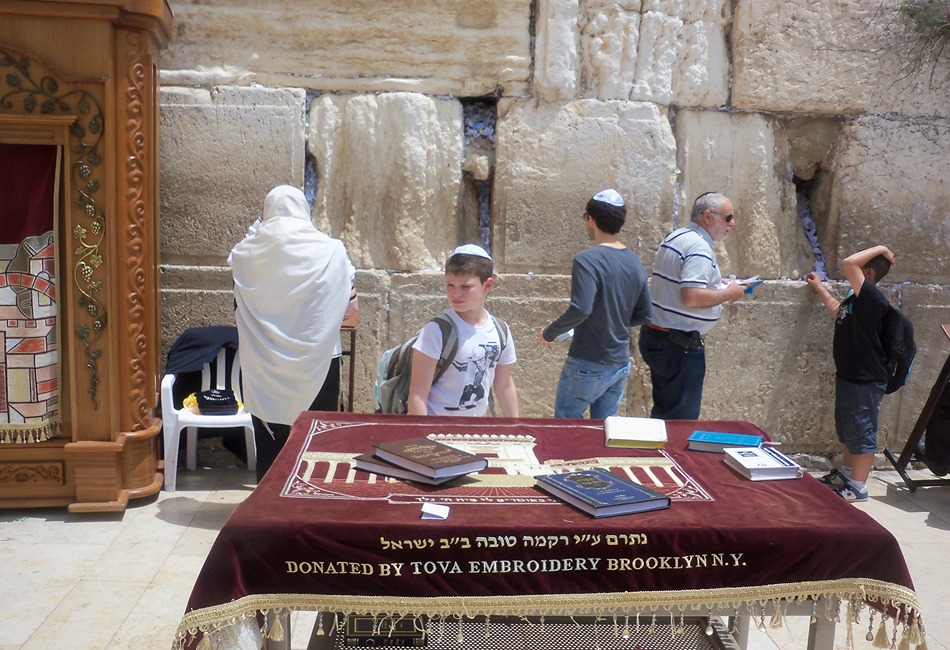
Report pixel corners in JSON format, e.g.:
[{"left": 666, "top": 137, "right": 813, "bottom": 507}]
[
  {"left": 174, "top": 413, "right": 925, "bottom": 650},
  {"left": 885, "top": 324, "right": 950, "bottom": 490}
]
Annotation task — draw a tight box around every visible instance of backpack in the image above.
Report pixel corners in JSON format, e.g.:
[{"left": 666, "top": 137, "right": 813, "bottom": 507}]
[
  {"left": 882, "top": 306, "right": 916, "bottom": 394},
  {"left": 374, "top": 314, "right": 508, "bottom": 414}
]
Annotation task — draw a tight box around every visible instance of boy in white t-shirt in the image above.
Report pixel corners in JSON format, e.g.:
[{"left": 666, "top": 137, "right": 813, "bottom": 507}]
[{"left": 407, "top": 245, "right": 519, "bottom": 417}]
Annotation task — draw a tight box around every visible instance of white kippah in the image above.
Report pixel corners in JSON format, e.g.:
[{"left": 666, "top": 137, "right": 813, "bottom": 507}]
[
  {"left": 592, "top": 189, "right": 624, "bottom": 207},
  {"left": 451, "top": 244, "right": 492, "bottom": 260}
]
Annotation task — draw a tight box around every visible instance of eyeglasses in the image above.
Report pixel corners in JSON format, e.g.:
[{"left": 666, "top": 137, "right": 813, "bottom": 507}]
[{"left": 709, "top": 210, "right": 734, "bottom": 223}]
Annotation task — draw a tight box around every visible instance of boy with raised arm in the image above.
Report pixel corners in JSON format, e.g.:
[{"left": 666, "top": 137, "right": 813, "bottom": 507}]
[
  {"left": 407, "top": 245, "right": 519, "bottom": 417},
  {"left": 806, "top": 244, "right": 896, "bottom": 502}
]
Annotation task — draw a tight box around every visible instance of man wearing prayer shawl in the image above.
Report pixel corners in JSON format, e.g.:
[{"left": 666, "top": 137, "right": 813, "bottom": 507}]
[{"left": 229, "top": 185, "right": 355, "bottom": 481}]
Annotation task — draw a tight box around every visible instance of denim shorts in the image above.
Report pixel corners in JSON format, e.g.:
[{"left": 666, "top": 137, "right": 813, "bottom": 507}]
[{"left": 834, "top": 377, "right": 886, "bottom": 456}]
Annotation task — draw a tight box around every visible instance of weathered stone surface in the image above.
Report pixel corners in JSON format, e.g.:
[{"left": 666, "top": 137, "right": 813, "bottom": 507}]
[
  {"left": 733, "top": 0, "right": 950, "bottom": 118},
  {"left": 160, "top": 289, "right": 237, "bottom": 368},
  {"left": 829, "top": 115, "right": 950, "bottom": 284},
  {"left": 694, "top": 280, "right": 840, "bottom": 452},
  {"left": 161, "top": 265, "right": 233, "bottom": 291},
  {"left": 536, "top": 0, "right": 730, "bottom": 106},
  {"left": 308, "top": 93, "right": 464, "bottom": 271},
  {"left": 674, "top": 109, "right": 814, "bottom": 279},
  {"left": 160, "top": 86, "right": 306, "bottom": 264},
  {"left": 535, "top": 0, "right": 580, "bottom": 103},
  {"left": 493, "top": 99, "right": 677, "bottom": 273},
  {"left": 162, "top": 0, "right": 531, "bottom": 97}
]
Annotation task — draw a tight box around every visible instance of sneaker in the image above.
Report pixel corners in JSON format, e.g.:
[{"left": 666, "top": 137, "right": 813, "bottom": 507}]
[
  {"left": 818, "top": 469, "right": 847, "bottom": 487},
  {"left": 833, "top": 482, "right": 869, "bottom": 502}
]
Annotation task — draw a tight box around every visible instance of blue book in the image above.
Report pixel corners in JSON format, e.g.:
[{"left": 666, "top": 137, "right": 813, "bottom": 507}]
[
  {"left": 687, "top": 430, "right": 765, "bottom": 453},
  {"left": 536, "top": 468, "right": 670, "bottom": 518}
]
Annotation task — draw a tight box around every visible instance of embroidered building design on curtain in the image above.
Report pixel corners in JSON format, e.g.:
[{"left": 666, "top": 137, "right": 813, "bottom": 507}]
[{"left": 0, "top": 143, "right": 60, "bottom": 444}]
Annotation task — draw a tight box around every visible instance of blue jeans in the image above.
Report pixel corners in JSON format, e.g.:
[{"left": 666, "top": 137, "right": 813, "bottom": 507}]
[
  {"left": 554, "top": 356, "right": 630, "bottom": 419},
  {"left": 835, "top": 377, "right": 886, "bottom": 455},
  {"left": 638, "top": 328, "right": 705, "bottom": 420}
]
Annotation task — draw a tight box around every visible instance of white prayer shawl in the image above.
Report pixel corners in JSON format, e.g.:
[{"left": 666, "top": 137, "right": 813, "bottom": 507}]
[{"left": 228, "top": 186, "right": 351, "bottom": 425}]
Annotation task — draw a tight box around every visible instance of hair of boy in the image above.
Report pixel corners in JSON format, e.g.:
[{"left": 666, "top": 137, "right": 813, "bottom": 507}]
[
  {"left": 585, "top": 196, "right": 626, "bottom": 235},
  {"left": 446, "top": 253, "right": 494, "bottom": 283},
  {"left": 864, "top": 254, "right": 891, "bottom": 283},
  {"left": 690, "top": 191, "right": 726, "bottom": 221}
]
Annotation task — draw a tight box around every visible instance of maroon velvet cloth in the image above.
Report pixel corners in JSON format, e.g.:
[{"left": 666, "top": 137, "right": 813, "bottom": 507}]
[
  {"left": 185, "top": 413, "right": 914, "bottom": 618},
  {"left": 0, "top": 143, "right": 57, "bottom": 245}
]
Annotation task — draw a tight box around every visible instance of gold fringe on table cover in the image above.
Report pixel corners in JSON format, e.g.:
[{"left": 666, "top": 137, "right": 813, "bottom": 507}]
[
  {"left": 173, "top": 577, "right": 926, "bottom": 650},
  {"left": 0, "top": 418, "right": 60, "bottom": 444}
]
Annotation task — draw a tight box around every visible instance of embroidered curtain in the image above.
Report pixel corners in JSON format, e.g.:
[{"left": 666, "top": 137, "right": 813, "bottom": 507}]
[{"left": 0, "top": 143, "right": 60, "bottom": 444}]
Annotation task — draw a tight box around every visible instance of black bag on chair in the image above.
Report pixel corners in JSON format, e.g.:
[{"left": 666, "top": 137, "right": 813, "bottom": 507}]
[{"left": 195, "top": 388, "right": 239, "bottom": 415}]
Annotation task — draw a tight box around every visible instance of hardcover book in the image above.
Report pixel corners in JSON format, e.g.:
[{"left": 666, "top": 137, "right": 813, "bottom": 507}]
[
  {"left": 723, "top": 446, "right": 803, "bottom": 481},
  {"left": 373, "top": 437, "right": 488, "bottom": 479},
  {"left": 535, "top": 468, "right": 671, "bottom": 518},
  {"left": 603, "top": 416, "right": 667, "bottom": 449},
  {"left": 687, "top": 430, "right": 764, "bottom": 453},
  {"left": 353, "top": 454, "right": 458, "bottom": 486}
]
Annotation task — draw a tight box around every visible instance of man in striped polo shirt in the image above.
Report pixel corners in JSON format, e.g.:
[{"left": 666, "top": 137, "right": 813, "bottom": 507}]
[{"left": 638, "top": 192, "right": 747, "bottom": 420}]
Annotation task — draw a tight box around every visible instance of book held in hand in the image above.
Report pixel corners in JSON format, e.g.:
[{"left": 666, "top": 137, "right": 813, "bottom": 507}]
[
  {"left": 604, "top": 416, "right": 667, "bottom": 449},
  {"left": 535, "top": 467, "right": 671, "bottom": 518},
  {"left": 723, "top": 446, "right": 803, "bottom": 481},
  {"left": 353, "top": 454, "right": 459, "bottom": 486},
  {"left": 687, "top": 430, "right": 764, "bottom": 453},
  {"left": 373, "top": 436, "right": 488, "bottom": 480}
]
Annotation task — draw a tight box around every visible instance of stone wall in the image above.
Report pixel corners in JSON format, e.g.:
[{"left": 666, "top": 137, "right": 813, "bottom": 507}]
[{"left": 159, "top": 0, "right": 950, "bottom": 457}]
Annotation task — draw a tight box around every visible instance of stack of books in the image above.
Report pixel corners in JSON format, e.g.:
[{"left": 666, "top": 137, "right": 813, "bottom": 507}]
[{"left": 354, "top": 436, "right": 488, "bottom": 486}]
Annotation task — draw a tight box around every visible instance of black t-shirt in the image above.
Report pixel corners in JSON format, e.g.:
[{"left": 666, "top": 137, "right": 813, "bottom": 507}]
[{"left": 832, "top": 280, "right": 890, "bottom": 383}]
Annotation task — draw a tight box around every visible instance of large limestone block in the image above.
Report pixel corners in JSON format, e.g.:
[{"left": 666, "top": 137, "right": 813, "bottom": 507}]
[
  {"left": 162, "top": 0, "right": 530, "bottom": 97},
  {"left": 674, "top": 110, "right": 814, "bottom": 279},
  {"left": 309, "top": 93, "right": 464, "bottom": 271},
  {"left": 160, "top": 288, "right": 237, "bottom": 368},
  {"left": 694, "top": 279, "right": 949, "bottom": 456},
  {"left": 345, "top": 271, "right": 390, "bottom": 411},
  {"left": 535, "top": 0, "right": 730, "bottom": 106},
  {"left": 733, "top": 0, "right": 950, "bottom": 117},
  {"left": 160, "top": 86, "right": 306, "bottom": 263},
  {"left": 534, "top": 0, "right": 580, "bottom": 103},
  {"left": 695, "top": 281, "right": 840, "bottom": 453},
  {"left": 828, "top": 116, "right": 950, "bottom": 284},
  {"left": 493, "top": 99, "right": 677, "bottom": 273}
]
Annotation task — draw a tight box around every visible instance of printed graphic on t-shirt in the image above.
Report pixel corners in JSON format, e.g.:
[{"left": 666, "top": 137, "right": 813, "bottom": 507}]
[
  {"left": 444, "top": 342, "right": 501, "bottom": 411},
  {"left": 836, "top": 291, "right": 855, "bottom": 324}
]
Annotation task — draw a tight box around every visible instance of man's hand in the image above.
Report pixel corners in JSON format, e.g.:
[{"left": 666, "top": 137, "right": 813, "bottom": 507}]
[
  {"left": 720, "top": 281, "right": 746, "bottom": 303},
  {"left": 537, "top": 328, "right": 552, "bottom": 350},
  {"left": 805, "top": 272, "right": 823, "bottom": 292}
]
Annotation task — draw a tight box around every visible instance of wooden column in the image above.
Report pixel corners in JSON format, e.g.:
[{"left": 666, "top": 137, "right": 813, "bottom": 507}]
[{"left": 0, "top": 0, "right": 171, "bottom": 512}]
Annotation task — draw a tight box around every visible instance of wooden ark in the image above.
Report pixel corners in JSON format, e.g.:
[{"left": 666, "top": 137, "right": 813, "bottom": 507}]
[{"left": 0, "top": 0, "right": 171, "bottom": 511}]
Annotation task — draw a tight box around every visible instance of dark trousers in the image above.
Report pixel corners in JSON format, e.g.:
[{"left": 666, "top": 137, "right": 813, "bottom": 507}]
[
  {"left": 638, "top": 327, "right": 706, "bottom": 420},
  {"left": 252, "top": 356, "right": 341, "bottom": 482}
]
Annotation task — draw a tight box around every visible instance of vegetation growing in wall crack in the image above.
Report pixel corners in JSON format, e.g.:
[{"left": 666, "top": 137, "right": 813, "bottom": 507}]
[{"left": 898, "top": 0, "right": 950, "bottom": 84}]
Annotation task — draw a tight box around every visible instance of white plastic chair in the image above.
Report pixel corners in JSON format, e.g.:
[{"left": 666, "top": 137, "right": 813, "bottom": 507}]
[{"left": 161, "top": 347, "right": 256, "bottom": 491}]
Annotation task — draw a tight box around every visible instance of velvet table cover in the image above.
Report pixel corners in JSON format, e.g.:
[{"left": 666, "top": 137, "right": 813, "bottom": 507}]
[{"left": 175, "top": 413, "right": 924, "bottom": 649}]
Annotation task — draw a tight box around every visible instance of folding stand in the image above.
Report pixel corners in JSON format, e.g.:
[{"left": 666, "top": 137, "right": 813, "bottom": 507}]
[{"left": 884, "top": 324, "right": 950, "bottom": 491}]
